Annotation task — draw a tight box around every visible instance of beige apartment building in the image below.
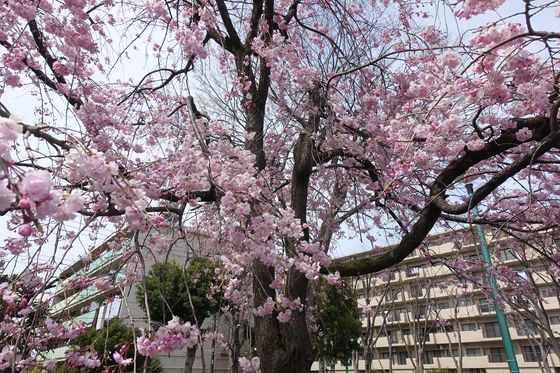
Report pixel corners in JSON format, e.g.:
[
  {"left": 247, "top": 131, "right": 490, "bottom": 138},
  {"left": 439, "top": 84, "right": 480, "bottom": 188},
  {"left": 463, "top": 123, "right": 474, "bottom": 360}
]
[{"left": 314, "top": 229, "right": 560, "bottom": 373}]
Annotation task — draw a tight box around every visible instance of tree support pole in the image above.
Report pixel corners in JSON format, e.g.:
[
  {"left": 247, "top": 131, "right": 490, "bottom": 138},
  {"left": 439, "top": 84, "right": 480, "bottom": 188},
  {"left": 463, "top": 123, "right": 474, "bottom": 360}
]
[{"left": 466, "top": 184, "right": 519, "bottom": 373}]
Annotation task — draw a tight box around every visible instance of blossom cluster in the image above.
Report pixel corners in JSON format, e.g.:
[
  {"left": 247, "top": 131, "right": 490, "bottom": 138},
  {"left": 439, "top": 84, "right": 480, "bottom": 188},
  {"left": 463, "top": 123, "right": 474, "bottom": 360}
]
[
  {"left": 65, "top": 349, "right": 102, "bottom": 369},
  {"left": 238, "top": 357, "right": 260, "bottom": 373},
  {"left": 136, "top": 317, "right": 200, "bottom": 357}
]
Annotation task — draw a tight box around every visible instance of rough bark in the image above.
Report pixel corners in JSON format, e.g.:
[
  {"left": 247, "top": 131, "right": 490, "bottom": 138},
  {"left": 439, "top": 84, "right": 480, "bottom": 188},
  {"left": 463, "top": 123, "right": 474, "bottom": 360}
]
[
  {"left": 253, "top": 90, "right": 319, "bottom": 372},
  {"left": 229, "top": 313, "right": 242, "bottom": 373}
]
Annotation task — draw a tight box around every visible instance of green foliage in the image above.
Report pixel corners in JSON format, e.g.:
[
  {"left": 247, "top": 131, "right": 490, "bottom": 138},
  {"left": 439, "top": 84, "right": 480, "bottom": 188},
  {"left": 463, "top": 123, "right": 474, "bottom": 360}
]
[
  {"left": 314, "top": 279, "right": 362, "bottom": 364},
  {"left": 61, "top": 318, "right": 162, "bottom": 373},
  {"left": 136, "top": 257, "right": 222, "bottom": 326}
]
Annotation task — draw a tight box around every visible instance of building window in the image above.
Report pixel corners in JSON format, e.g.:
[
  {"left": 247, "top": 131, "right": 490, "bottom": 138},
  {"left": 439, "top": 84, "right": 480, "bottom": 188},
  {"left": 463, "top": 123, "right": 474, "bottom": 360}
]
[
  {"left": 513, "top": 269, "right": 528, "bottom": 281},
  {"left": 488, "top": 347, "right": 507, "bottom": 363},
  {"left": 409, "top": 285, "right": 424, "bottom": 298},
  {"left": 523, "top": 346, "right": 543, "bottom": 362},
  {"left": 104, "top": 297, "right": 122, "bottom": 320},
  {"left": 388, "top": 288, "right": 402, "bottom": 300},
  {"left": 415, "top": 305, "right": 427, "bottom": 319},
  {"left": 422, "top": 351, "right": 435, "bottom": 364},
  {"left": 462, "top": 323, "right": 477, "bottom": 332},
  {"left": 457, "top": 299, "right": 474, "bottom": 308},
  {"left": 445, "top": 348, "right": 458, "bottom": 357},
  {"left": 534, "top": 264, "right": 545, "bottom": 273},
  {"left": 393, "top": 351, "right": 408, "bottom": 365},
  {"left": 406, "top": 266, "right": 421, "bottom": 277},
  {"left": 466, "top": 348, "right": 482, "bottom": 356},
  {"left": 381, "top": 352, "right": 390, "bottom": 360},
  {"left": 419, "top": 329, "right": 431, "bottom": 342},
  {"left": 438, "top": 324, "right": 454, "bottom": 333},
  {"left": 478, "top": 298, "right": 492, "bottom": 313},
  {"left": 437, "top": 302, "right": 449, "bottom": 310},
  {"left": 498, "top": 248, "right": 516, "bottom": 261},
  {"left": 516, "top": 319, "right": 537, "bottom": 336},
  {"left": 483, "top": 322, "right": 500, "bottom": 338},
  {"left": 541, "top": 287, "right": 559, "bottom": 298},
  {"left": 550, "top": 316, "right": 560, "bottom": 325},
  {"left": 466, "top": 254, "right": 479, "bottom": 263},
  {"left": 388, "top": 330, "right": 405, "bottom": 344},
  {"left": 390, "top": 308, "right": 406, "bottom": 321}
]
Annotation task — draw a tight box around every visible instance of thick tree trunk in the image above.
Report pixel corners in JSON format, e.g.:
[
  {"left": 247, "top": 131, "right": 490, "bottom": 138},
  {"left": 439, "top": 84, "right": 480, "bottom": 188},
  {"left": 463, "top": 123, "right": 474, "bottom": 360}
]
[
  {"left": 253, "top": 314, "right": 315, "bottom": 372},
  {"left": 253, "top": 265, "right": 315, "bottom": 373},
  {"left": 184, "top": 346, "right": 197, "bottom": 373}
]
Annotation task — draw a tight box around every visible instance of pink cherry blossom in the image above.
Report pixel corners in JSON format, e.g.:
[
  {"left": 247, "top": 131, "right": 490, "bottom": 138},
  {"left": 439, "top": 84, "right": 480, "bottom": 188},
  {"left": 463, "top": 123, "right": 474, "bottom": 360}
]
[
  {"left": 239, "top": 357, "right": 260, "bottom": 373},
  {"left": 20, "top": 171, "right": 52, "bottom": 203},
  {"left": 276, "top": 310, "right": 292, "bottom": 323},
  {"left": 254, "top": 297, "right": 275, "bottom": 317},
  {"left": 516, "top": 127, "right": 532, "bottom": 142},
  {"left": 0, "top": 346, "right": 15, "bottom": 370},
  {"left": 0, "top": 182, "right": 15, "bottom": 211},
  {"left": 112, "top": 352, "right": 132, "bottom": 366},
  {"left": 0, "top": 0, "right": 559, "bottom": 371},
  {"left": 136, "top": 317, "right": 200, "bottom": 357},
  {"left": 18, "top": 224, "right": 32, "bottom": 237},
  {"left": 438, "top": 51, "right": 461, "bottom": 69},
  {"left": 466, "top": 139, "right": 485, "bottom": 152}
]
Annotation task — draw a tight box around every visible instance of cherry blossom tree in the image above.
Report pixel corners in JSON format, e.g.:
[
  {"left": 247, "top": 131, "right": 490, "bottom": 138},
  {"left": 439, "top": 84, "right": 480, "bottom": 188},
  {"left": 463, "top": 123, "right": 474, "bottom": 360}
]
[{"left": 1, "top": 0, "right": 560, "bottom": 372}]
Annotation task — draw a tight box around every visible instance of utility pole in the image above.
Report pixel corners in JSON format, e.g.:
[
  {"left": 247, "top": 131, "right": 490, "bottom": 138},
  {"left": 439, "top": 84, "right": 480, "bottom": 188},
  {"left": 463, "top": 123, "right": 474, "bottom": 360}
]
[{"left": 466, "top": 183, "right": 519, "bottom": 373}]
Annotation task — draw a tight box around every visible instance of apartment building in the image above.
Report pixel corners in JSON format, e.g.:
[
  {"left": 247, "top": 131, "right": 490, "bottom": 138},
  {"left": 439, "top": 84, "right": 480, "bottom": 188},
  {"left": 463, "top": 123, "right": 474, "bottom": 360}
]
[
  {"left": 315, "top": 229, "right": 560, "bottom": 373},
  {"left": 47, "top": 231, "right": 234, "bottom": 373}
]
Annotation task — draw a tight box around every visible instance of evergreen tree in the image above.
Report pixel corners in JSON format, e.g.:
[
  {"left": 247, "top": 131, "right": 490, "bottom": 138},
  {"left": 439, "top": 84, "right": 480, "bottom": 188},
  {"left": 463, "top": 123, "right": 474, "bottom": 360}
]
[
  {"left": 314, "top": 279, "right": 362, "bottom": 372},
  {"left": 136, "top": 257, "right": 222, "bottom": 373}
]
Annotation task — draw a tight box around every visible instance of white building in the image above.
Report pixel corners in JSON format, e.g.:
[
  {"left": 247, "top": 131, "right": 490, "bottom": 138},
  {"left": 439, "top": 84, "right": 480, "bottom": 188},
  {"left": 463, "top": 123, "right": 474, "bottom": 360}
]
[{"left": 47, "top": 231, "right": 237, "bottom": 373}]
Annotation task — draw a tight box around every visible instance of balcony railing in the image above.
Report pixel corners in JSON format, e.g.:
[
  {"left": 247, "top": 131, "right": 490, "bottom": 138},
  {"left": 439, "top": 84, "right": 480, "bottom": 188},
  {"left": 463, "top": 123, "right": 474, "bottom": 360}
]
[{"left": 54, "top": 241, "right": 129, "bottom": 296}]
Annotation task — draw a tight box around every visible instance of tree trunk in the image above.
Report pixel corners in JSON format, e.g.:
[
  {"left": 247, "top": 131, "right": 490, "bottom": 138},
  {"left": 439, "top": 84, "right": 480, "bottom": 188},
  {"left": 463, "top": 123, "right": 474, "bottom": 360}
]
[
  {"left": 253, "top": 263, "right": 315, "bottom": 373},
  {"left": 252, "top": 92, "right": 319, "bottom": 373},
  {"left": 364, "top": 348, "right": 372, "bottom": 373},
  {"left": 184, "top": 346, "right": 197, "bottom": 373},
  {"left": 253, "top": 313, "right": 315, "bottom": 372},
  {"left": 230, "top": 317, "right": 241, "bottom": 373}
]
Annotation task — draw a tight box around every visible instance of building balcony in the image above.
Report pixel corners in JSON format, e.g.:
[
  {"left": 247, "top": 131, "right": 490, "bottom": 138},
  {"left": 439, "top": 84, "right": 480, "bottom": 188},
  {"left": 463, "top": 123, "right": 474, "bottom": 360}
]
[
  {"left": 51, "top": 285, "right": 104, "bottom": 316},
  {"left": 54, "top": 244, "right": 128, "bottom": 297},
  {"left": 423, "top": 356, "right": 461, "bottom": 369},
  {"left": 42, "top": 346, "right": 69, "bottom": 362},
  {"left": 62, "top": 309, "right": 97, "bottom": 329},
  {"left": 462, "top": 355, "right": 490, "bottom": 367}
]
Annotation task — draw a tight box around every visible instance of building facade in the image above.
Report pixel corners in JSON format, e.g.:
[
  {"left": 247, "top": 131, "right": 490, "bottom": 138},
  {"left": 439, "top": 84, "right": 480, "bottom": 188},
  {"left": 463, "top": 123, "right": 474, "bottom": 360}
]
[
  {"left": 314, "top": 229, "right": 560, "bottom": 373},
  {"left": 47, "top": 231, "right": 235, "bottom": 373}
]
